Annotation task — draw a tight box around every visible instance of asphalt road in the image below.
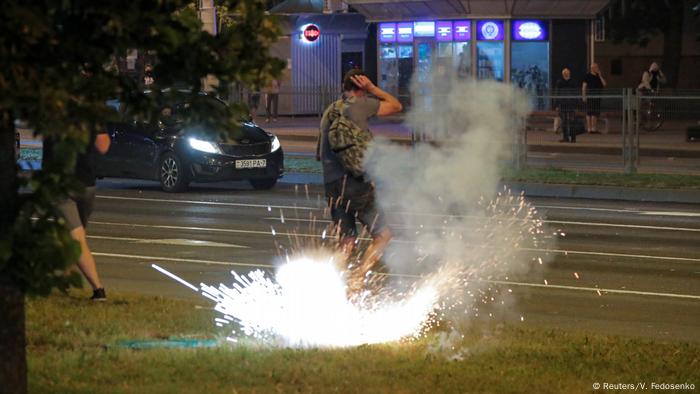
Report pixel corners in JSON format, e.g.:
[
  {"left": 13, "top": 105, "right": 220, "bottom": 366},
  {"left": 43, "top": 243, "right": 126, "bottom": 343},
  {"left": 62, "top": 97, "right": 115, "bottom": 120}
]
[{"left": 88, "top": 178, "right": 700, "bottom": 342}]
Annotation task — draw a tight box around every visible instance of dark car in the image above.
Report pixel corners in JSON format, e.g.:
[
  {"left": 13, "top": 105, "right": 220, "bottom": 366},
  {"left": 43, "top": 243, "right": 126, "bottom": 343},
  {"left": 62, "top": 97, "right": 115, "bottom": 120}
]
[{"left": 97, "top": 94, "right": 284, "bottom": 192}]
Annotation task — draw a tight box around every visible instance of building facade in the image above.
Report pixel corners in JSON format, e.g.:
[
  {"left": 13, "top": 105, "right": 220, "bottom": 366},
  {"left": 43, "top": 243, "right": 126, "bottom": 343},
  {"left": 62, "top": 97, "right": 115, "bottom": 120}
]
[{"left": 267, "top": 13, "right": 371, "bottom": 115}]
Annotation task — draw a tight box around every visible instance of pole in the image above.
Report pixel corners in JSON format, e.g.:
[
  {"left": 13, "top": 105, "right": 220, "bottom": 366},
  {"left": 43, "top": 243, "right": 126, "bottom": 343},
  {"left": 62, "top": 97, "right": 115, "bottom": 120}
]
[{"left": 623, "top": 89, "right": 630, "bottom": 173}]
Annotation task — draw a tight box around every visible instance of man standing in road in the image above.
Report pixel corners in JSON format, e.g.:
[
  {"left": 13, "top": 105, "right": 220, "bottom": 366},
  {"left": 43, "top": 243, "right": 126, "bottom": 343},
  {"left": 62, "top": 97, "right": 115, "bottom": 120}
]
[{"left": 317, "top": 69, "right": 402, "bottom": 289}]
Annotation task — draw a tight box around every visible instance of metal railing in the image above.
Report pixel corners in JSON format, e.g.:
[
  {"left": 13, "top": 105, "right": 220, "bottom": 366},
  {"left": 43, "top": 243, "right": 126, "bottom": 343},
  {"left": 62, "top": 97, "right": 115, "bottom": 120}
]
[
  {"left": 521, "top": 88, "right": 700, "bottom": 175},
  {"left": 227, "top": 85, "right": 342, "bottom": 118}
]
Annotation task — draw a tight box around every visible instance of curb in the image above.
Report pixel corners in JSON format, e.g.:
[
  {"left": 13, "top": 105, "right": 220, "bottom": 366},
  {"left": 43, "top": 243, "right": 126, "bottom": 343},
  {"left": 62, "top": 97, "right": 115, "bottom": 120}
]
[
  {"left": 505, "top": 182, "right": 700, "bottom": 204},
  {"left": 276, "top": 134, "right": 700, "bottom": 158},
  {"left": 279, "top": 174, "right": 700, "bottom": 204}
]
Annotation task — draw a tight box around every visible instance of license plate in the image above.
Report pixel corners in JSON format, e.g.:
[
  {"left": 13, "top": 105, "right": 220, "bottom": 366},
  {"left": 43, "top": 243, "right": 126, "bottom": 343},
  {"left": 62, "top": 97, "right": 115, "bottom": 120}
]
[{"left": 235, "top": 159, "right": 266, "bottom": 169}]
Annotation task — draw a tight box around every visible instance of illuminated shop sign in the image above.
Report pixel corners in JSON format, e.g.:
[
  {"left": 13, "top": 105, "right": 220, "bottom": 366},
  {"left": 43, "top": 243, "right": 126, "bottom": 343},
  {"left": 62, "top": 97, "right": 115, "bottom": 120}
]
[
  {"left": 379, "top": 23, "right": 397, "bottom": 42},
  {"left": 453, "top": 20, "right": 470, "bottom": 41},
  {"left": 302, "top": 24, "right": 320, "bottom": 42},
  {"left": 512, "top": 20, "right": 548, "bottom": 40},
  {"left": 476, "top": 20, "right": 504, "bottom": 41},
  {"left": 435, "top": 21, "right": 453, "bottom": 42},
  {"left": 413, "top": 21, "right": 435, "bottom": 37},
  {"left": 397, "top": 22, "right": 414, "bottom": 42}
]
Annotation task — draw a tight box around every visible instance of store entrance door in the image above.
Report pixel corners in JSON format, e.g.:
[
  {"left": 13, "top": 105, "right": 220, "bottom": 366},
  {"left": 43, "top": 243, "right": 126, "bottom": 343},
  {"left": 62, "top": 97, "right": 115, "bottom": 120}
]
[
  {"left": 414, "top": 39, "right": 434, "bottom": 111},
  {"left": 396, "top": 43, "right": 414, "bottom": 108}
]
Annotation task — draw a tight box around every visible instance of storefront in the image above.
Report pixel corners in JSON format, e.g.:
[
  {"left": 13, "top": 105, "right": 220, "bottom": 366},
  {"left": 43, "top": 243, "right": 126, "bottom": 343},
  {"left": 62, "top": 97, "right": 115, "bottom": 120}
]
[
  {"left": 378, "top": 19, "right": 551, "bottom": 98},
  {"left": 348, "top": 0, "right": 610, "bottom": 108}
]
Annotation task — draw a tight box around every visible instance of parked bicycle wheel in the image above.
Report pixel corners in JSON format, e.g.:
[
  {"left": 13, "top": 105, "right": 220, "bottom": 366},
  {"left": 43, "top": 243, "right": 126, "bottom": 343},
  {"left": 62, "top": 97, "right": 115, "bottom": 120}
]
[{"left": 640, "top": 98, "right": 663, "bottom": 131}]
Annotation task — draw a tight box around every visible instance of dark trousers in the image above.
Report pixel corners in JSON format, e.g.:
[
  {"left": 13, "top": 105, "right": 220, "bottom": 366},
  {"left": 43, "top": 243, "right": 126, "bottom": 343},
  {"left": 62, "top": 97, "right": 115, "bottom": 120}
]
[
  {"left": 560, "top": 109, "right": 575, "bottom": 142},
  {"left": 266, "top": 93, "right": 279, "bottom": 119}
]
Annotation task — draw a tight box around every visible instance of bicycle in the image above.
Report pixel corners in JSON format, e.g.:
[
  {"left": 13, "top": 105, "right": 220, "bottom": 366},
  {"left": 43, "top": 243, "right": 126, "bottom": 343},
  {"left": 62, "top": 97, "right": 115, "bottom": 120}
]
[{"left": 638, "top": 90, "right": 664, "bottom": 131}]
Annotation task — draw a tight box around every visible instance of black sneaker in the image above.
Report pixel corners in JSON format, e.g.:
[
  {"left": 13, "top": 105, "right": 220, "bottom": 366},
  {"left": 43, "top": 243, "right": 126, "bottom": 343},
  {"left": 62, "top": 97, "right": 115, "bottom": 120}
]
[{"left": 91, "top": 288, "right": 107, "bottom": 301}]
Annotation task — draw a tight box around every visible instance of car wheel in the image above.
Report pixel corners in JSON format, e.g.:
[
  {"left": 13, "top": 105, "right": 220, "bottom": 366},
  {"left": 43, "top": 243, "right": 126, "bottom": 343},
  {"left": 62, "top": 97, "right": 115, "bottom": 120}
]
[
  {"left": 159, "top": 152, "right": 190, "bottom": 192},
  {"left": 249, "top": 177, "right": 278, "bottom": 190}
]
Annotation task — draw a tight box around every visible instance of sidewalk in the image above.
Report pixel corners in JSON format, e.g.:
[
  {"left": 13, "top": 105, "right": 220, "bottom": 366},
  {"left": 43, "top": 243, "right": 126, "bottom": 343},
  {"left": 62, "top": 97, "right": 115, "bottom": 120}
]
[
  {"left": 21, "top": 117, "right": 700, "bottom": 157},
  {"left": 267, "top": 116, "right": 700, "bottom": 204},
  {"left": 261, "top": 116, "right": 700, "bottom": 158},
  {"left": 278, "top": 173, "right": 700, "bottom": 205}
]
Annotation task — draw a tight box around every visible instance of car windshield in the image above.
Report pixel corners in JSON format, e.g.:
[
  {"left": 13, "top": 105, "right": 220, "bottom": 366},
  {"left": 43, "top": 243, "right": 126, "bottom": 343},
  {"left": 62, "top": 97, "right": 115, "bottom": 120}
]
[{"left": 157, "top": 92, "right": 228, "bottom": 126}]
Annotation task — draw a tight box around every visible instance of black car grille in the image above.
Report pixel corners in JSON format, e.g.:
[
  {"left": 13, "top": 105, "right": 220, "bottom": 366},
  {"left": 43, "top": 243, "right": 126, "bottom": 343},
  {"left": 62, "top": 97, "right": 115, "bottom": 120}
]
[{"left": 219, "top": 142, "right": 270, "bottom": 156}]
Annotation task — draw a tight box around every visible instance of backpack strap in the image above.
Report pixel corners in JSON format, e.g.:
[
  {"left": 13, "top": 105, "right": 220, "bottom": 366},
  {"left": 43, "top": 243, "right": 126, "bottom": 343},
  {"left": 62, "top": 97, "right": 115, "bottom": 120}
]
[{"left": 317, "top": 99, "right": 345, "bottom": 158}]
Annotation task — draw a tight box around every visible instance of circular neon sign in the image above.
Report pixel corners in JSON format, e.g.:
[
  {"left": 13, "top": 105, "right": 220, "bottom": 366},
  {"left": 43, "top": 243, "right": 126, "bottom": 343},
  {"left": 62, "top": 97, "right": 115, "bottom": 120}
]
[
  {"left": 481, "top": 22, "right": 500, "bottom": 40},
  {"left": 302, "top": 24, "right": 320, "bottom": 42},
  {"left": 518, "top": 22, "right": 544, "bottom": 40}
]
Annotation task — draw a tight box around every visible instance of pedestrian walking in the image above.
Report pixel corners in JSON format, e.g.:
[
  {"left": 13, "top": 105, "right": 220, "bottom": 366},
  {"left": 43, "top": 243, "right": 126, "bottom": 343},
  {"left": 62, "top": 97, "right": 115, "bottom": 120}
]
[
  {"left": 265, "top": 79, "right": 280, "bottom": 122},
  {"left": 316, "top": 69, "right": 402, "bottom": 291},
  {"left": 43, "top": 130, "right": 111, "bottom": 300},
  {"left": 582, "top": 63, "right": 606, "bottom": 134},
  {"left": 555, "top": 67, "right": 578, "bottom": 143}
]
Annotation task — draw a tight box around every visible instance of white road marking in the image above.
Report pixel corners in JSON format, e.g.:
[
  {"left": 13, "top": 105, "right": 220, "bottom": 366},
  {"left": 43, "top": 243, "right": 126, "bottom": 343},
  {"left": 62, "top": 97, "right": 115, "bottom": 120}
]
[
  {"left": 97, "top": 194, "right": 700, "bottom": 219},
  {"left": 533, "top": 205, "right": 648, "bottom": 214},
  {"left": 544, "top": 220, "right": 700, "bottom": 232},
  {"left": 263, "top": 216, "right": 700, "bottom": 233},
  {"left": 521, "top": 248, "right": 700, "bottom": 263},
  {"left": 91, "top": 221, "right": 334, "bottom": 239},
  {"left": 536, "top": 204, "right": 700, "bottom": 217},
  {"left": 93, "top": 252, "right": 275, "bottom": 268},
  {"left": 639, "top": 211, "right": 700, "bottom": 218},
  {"left": 489, "top": 280, "right": 700, "bottom": 301},
  {"left": 91, "top": 221, "right": 700, "bottom": 263},
  {"left": 96, "top": 195, "right": 320, "bottom": 211},
  {"left": 94, "top": 252, "right": 700, "bottom": 301},
  {"left": 89, "top": 235, "right": 248, "bottom": 248}
]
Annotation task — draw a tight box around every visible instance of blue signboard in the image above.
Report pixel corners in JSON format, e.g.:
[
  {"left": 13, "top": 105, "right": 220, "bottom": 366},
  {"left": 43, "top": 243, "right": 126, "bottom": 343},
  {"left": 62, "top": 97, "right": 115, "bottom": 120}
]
[
  {"left": 453, "top": 20, "right": 471, "bottom": 41},
  {"left": 436, "top": 21, "right": 453, "bottom": 41},
  {"left": 413, "top": 21, "right": 436, "bottom": 37},
  {"left": 476, "top": 20, "right": 504, "bottom": 41},
  {"left": 512, "top": 20, "right": 548, "bottom": 41},
  {"left": 379, "top": 23, "right": 397, "bottom": 43},
  {"left": 397, "top": 22, "right": 414, "bottom": 42}
]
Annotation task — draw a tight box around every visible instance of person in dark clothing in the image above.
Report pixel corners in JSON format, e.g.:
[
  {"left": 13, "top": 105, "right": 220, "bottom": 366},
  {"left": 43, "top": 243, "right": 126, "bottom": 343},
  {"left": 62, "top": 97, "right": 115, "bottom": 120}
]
[
  {"left": 317, "top": 69, "right": 402, "bottom": 291},
  {"left": 143, "top": 63, "right": 154, "bottom": 87},
  {"left": 637, "top": 62, "right": 667, "bottom": 94},
  {"left": 555, "top": 68, "right": 578, "bottom": 143},
  {"left": 265, "top": 79, "right": 280, "bottom": 122},
  {"left": 582, "top": 63, "right": 606, "bottom": 134},
  {"left": 248, "top": 87, "right": 261, "bottom": 119},
  {"left": 43, "top": 130, "right": 111, "bottom": 300}
]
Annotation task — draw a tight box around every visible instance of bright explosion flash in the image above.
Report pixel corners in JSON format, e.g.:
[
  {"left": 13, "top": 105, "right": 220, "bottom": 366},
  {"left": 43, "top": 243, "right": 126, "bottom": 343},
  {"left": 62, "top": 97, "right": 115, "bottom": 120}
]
[
  {"left": 196, "top": 256, "right": 440, "bottom": 347},
  {"left": 153, "top": 190, "right": 556, "bottom": 349}
]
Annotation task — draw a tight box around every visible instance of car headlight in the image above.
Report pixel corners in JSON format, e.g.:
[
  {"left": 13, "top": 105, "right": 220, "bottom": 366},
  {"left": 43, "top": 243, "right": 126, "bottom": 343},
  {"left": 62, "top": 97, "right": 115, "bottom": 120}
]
[
  {"left": 270, "top": 135, "right": 281, "bottom": 152},
  {"left": 188, "top": 138, "right": 222, "bottom": 154}
]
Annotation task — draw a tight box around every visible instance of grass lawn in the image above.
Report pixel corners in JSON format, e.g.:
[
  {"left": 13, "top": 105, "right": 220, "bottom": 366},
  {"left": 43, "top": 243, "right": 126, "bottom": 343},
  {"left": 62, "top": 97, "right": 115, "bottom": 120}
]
[
  {"left": 283, "top": 155, "right": 700, "bottom": 190},
  {"left": 504, "top": 168, "right": 700, "bottom": 190},
  {"left": 20, "top": 148, "right": 700, "bottom": 190},
  {"left": 26, "top": 290, "right": 700, "bottom": 393}
]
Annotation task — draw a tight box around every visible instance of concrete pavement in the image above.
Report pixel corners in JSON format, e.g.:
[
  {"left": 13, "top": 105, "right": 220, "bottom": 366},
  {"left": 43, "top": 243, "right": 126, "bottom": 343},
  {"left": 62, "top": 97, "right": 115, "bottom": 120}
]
[{"left": 260, "top": 115, "right": 700, "bottom": 157}]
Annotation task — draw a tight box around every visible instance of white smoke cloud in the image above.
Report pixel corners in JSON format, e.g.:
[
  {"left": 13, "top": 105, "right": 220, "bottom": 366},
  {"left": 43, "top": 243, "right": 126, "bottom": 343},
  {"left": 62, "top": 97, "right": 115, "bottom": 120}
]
[{"left": 365, "top": 70, "right": 551, "bottom": 324}]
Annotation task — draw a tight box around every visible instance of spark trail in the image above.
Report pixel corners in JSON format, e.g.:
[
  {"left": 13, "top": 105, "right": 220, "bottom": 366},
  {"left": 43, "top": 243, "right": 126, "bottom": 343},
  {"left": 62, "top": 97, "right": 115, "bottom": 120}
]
[{"left": 153, "top": 190, "right": 553, "bottom": 348}]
